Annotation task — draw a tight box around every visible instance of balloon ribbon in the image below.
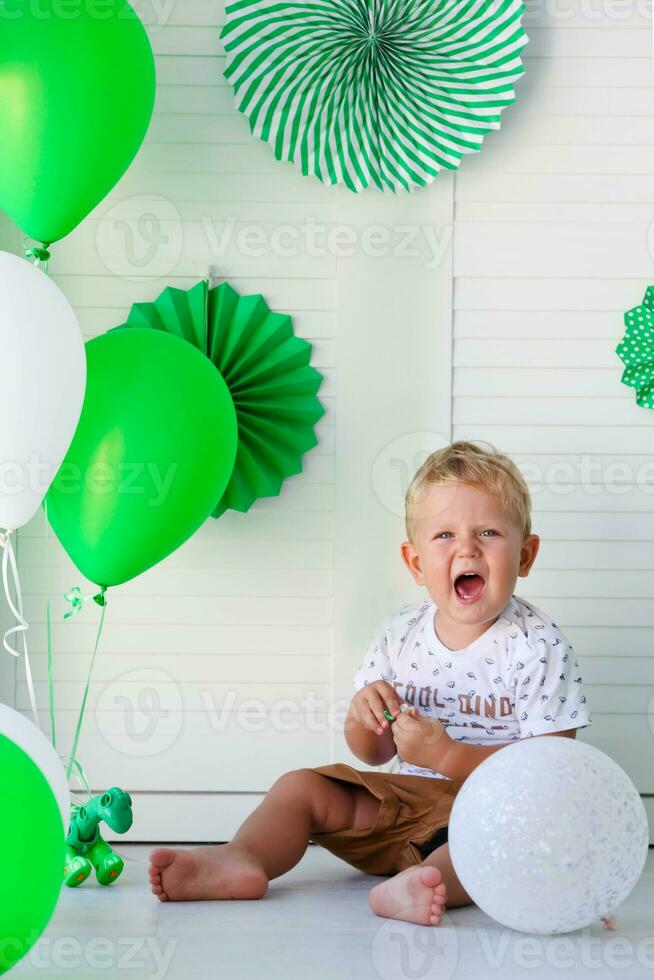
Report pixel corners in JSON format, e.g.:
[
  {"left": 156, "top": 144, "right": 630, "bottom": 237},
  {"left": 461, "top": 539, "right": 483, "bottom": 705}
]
[
  {"left": 42, "top": 504, "right": 108, "bottom": 785},
  {"left": 42, "top": 499, "right": 57, "bottom": 747},
  {"left": 0, "top": 529, "right": 39, "bottom": 727},
  {"left": 64, "top": 586, "right": 108, "bottom": 780},
  {"left": 60, "top": 754, "right": 93, "bottom": 809}
]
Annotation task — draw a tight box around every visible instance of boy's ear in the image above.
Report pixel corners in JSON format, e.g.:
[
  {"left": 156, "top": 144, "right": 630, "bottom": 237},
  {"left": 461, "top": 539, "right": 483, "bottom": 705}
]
[
  {"left": 401, "top": 539, "right": 425, "bottom": 586},
  {"left": 518, "top": 533, "right": 540, "bottom": 577}
]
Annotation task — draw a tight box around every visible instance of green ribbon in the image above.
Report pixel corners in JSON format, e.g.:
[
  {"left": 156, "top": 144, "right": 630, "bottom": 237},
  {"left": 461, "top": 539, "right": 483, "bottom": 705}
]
[
  {"left": 64, "top": 585, "right": 108, "bottom": 619},
  {"left": 65, "top": 591, "right": 108, "bottom": 782},
  {"left": 45, "top": 575, "right": 109, "bottom": 784}
]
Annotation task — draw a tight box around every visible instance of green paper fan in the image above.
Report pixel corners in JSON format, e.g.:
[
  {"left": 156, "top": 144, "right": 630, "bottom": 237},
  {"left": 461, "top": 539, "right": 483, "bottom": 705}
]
[
  {"left": 120, "top": 280, "right": 325, "bottom": 516},
  {"left": 617, "top": 286, "right": 654, "bottom": 409},
  {"left": 220, "top": 0, "right": 528, "bottom": 193}
]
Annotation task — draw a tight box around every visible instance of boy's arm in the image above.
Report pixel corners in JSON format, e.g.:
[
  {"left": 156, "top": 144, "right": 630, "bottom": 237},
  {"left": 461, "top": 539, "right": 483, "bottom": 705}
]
[
  {"left": 344, "top": 699, "right": 397, "bottom": 767},
  {"left": 437, "top": 727, "right": 577, "bottom": 782}
]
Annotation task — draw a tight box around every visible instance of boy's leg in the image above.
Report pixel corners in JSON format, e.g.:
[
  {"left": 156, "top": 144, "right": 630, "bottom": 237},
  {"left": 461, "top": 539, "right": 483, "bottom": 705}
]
[
  {"left": 230, "top": 768, "right": 381, "bottom": 878},
  {"left": 368, "top": 842, "right": 473, "bottom": 926},
  {"left": 149, "top": 768, "right": 381, "bottom": 902}
]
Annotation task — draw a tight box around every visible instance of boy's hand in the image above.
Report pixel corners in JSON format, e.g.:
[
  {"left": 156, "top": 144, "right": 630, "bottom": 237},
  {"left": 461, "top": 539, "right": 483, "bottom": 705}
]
[
  {"left": 391, "top": 707, "right": 451, "bottom": 771},
  {"left": 349, "top": 681, "right": 404, "bottom": 736}
]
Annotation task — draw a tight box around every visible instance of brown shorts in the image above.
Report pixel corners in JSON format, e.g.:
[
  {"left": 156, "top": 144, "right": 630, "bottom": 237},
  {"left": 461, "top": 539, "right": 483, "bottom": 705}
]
[{"left": 308, "top": 763, "right": 464, "bottom": 877}]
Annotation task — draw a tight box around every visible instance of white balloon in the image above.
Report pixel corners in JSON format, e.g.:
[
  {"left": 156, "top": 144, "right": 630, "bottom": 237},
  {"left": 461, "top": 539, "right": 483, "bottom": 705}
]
[
  {"left": 0, "top": 703, "right": 70, "bottom": 829},
  {"left": 449, "top": 736, "right": 649, "bottom": 934},
  {"left": 0, "top": 251, "right": 85, "bottom": 529}
]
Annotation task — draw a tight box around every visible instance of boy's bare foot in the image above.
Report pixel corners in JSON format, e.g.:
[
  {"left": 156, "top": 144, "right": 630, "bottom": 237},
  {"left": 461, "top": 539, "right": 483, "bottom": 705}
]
[
  {"left": 368, "top": 866, "right": 447, "bottom": 926},
  {"left": 148, "top": 844, "right": 269, "bottom": 902}
]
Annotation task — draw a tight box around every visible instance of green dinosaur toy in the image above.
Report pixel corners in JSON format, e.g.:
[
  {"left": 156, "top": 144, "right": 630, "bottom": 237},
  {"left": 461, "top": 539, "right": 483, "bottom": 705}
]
[{"left": 64, "top": 787, "right": 133, "bottom": 887}]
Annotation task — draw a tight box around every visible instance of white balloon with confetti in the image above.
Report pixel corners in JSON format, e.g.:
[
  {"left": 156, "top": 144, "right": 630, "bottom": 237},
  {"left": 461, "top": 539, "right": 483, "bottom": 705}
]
[{"left": 449, "top": 736, "right": 648, "bottom": 934}]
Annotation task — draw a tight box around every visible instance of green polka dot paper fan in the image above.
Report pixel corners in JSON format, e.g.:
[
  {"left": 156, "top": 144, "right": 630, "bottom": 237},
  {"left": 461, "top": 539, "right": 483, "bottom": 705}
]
[
  {"left": 121, "top": 280, "right": 325, "bottom": 516},
  {"left": 617, "top": 286, "right": 654, "bottom": 409},
  {"left": 220, "top": 0, "right": 528, "bottom": 192}
]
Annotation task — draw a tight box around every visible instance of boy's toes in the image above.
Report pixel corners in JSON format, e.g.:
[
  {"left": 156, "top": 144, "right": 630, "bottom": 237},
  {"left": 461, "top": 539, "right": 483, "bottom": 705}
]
[
  {"left": 150, "top": 848, "right": 177, "bottom": 871},
  {"left": 418, "top": 866, "right": 442, "bottom": 889},
  {"left": 430, "top": 880, "right": 447, "bottom": 925}
]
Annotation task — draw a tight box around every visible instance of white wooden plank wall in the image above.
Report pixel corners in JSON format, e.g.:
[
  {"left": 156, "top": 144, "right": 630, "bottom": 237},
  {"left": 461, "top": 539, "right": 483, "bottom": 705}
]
[{"left": 452, "top": 0, "right": 654, "bottom": 810}]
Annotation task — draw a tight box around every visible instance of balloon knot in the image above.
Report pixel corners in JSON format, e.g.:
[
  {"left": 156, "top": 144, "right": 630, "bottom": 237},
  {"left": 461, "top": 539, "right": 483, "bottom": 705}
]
[
  {"left": 24, "top": 243, "right": 52, "bottom": 264},
  {"left": 64, "top": 585, "right": 108, "bottom": 619}
]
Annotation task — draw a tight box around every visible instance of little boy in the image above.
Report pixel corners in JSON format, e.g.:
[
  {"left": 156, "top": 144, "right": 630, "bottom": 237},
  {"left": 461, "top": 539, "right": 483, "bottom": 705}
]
[{"left": 149, "top": 441, "right": 591, "bottom": 925}]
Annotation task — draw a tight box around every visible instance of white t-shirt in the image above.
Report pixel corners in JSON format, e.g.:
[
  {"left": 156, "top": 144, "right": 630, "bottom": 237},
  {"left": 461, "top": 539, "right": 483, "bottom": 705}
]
[{"left": 354, "top": 594, "right": 592, "bottom": 779}]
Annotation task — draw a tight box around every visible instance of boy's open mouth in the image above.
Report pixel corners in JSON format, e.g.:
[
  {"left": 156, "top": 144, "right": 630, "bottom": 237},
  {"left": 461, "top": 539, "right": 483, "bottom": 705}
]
[{"left": 453, "top": 572, "right": 486, "bottom": 604}]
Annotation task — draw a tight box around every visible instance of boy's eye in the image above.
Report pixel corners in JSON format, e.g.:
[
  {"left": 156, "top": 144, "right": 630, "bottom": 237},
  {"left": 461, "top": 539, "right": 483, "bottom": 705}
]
[
  {"left": 480, "top": 529, "right": 497, "bottom": 537},
  {"left": 435, "top": 531, "right": 452, "bottom": 539}
]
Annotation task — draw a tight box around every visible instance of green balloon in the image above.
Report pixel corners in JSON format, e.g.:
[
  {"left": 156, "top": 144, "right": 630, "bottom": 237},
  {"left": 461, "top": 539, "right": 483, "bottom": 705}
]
[
  {"left": 0, "top": 735, "right": 64, "bottom": 975},
  {"left": 46, "top": 328, "right": 238, "bottom": 587},
  {"left": 0, "top": 0, "right": 155, "bottom": 244}
]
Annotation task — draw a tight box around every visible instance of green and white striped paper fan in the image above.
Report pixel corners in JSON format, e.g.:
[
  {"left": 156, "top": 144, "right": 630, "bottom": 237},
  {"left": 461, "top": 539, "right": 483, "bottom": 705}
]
[{"left": 221, "top": 0, "right": 528, "bottom": 192}]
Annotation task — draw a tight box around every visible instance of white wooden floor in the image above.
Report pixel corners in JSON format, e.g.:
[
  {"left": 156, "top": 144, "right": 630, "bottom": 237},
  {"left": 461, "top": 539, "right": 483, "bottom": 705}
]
[{"left": 15, "top": 846, "right": 654, "bottom": 979}]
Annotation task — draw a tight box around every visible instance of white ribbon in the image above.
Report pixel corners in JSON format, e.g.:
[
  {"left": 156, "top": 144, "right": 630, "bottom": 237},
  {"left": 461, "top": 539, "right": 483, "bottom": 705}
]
[{"left": 1, "top": 528, "right": 39, "bottom": 727}]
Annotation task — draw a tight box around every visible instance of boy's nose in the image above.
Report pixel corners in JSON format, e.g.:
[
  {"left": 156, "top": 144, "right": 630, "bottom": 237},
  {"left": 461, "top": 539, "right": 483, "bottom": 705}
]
[{"left": 457, "top": 537, "right": 481, "bottom": 557}]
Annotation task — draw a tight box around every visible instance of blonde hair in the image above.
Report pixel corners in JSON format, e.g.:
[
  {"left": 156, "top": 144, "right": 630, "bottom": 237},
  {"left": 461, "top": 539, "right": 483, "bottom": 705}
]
[{"left": 405, "top": 440, "right": 532, "bottom": 541}]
